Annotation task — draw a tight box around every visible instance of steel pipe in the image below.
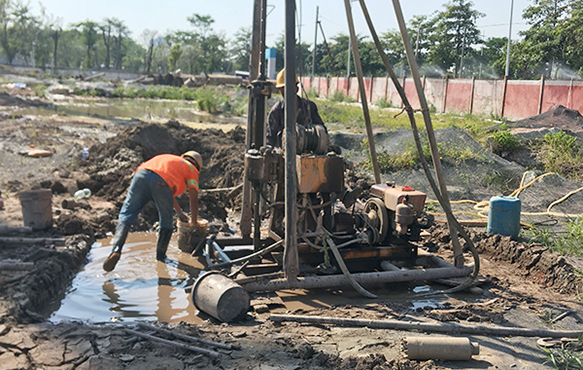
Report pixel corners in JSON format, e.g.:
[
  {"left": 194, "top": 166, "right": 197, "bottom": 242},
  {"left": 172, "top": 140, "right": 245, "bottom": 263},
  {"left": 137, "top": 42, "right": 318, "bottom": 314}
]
[
  {"left": 241, "top": 266, "right": 473, "bottom": 292},
  {"left": 270, "top": 314, "right": 583, "bottom": 338}
]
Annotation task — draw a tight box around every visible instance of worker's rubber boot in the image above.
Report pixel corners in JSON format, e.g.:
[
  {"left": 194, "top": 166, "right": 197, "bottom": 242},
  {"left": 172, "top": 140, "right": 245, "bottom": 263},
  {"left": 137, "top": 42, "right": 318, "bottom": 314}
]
[
  {"left": 156, "top": 228, "right": 173, "bottom": 261},
  {"left": 103, "top": 222, "right": 130, "bottom": 272}
]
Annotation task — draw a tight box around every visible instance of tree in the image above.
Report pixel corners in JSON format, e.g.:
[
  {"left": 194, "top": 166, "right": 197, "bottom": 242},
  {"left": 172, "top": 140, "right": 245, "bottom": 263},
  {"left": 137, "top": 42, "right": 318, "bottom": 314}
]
[
  {"left": 75, "top": 20, "right": 99, "bottom": 68},
  {"left": 99, "top": 18, "right": 118, "bottom": 69},
  {"left": 185, "top": 13, "right": 225, "bottom": 74},
  {"left": 520, "top": 0, "right": 570, "bottom": 77},
  {"left": 139, "top": 29, "right": 158, "bottom": 73},
  {"left": 229, "top": 27, "right": 251, "bottom": 73},
  {"left": 426, "top": 0, "right": 484, "bottom": 77},
  {"left": 168, "top": 43, "right": 182, "bottom": 72}
]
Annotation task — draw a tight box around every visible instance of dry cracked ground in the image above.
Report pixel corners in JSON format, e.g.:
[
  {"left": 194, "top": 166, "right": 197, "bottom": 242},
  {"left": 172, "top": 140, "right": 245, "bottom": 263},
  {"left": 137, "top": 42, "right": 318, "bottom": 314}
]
[{"left": 1, "top": 76, "right": 583, "bottom": 370}]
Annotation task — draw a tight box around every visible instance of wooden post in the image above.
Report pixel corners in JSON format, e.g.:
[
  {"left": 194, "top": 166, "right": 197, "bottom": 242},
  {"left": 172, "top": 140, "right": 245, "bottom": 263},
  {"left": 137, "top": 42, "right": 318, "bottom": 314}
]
[
  {"left": 283, "top": 0, "right": 299, "bottom": 281},
  {"left": 569, "top": 78, "right": 574, "bottom": 109},
  {"left": 344, "top": 0, "right": 381, "bottom": 184},
  {"left": 501, "top": 75, "right": 508, "bottom": 118},
  {"left": 442, "top": 75, "right": 449, "bottom": 113},
  {"left": 384, "top": 75, "right": 389, "bottom": 102},
  {"left": 470, "top": 76, "right": 476, "bottom": 114},
  {"left": 401, "top": 75, "right": 406, "bottom": 108},
  {"left": 240, "top": 0, "right": 263, "bottom": 238},
  {"left": 369, "top": 77, "right": 374, "bottom": 103},
  {"left": 422, "top": 75, "right": 427, "bottom": 90},
  {"left": 538, "top": 74, "right": 545, "bottom": 114}
]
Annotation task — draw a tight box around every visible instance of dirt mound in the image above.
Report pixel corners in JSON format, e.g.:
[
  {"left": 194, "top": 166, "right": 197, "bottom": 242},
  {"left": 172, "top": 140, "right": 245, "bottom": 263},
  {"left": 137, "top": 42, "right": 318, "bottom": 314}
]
[
  {"left": 73, "top": 121, "right": 246, "bottom": 231},
  {"left": 0, "top": 235, "right": 93, "bottom": 323},
  {"left": 429, "top": 225, "right": 583, "bottom": 296},
  {"left": 512, "top": 105, "right": 583, "bottom": 132},
  {"left": 0, "top": 91, "right": 47, "bottom": 107}
]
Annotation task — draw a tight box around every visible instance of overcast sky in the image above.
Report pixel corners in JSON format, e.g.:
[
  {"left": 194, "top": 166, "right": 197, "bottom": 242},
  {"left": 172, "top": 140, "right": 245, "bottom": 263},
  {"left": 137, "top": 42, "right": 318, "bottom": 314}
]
[{"left": 31, "top": 0, "right": 532, "bottom": 47}]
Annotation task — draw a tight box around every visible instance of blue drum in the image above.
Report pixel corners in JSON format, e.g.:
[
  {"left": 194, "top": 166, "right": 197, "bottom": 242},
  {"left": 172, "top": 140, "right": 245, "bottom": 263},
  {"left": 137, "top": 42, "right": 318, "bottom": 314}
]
[{"left": 487, "top": 196, "right": 521, "bottom": 239}]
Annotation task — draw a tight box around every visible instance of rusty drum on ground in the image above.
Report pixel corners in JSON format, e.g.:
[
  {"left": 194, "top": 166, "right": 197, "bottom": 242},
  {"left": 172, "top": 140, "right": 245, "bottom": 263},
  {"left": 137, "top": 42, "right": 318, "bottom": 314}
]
[{"left": 191, "top": 271, "right": 250, "bottom": 322}]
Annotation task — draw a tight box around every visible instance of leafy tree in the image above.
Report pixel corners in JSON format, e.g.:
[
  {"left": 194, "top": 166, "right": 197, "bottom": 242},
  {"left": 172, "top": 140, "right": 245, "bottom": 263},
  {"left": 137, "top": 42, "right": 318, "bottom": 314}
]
[
  {"left": 427, "top": 0, "right": 484, "bottom": 77},
  {"left": 185, "top": 13, "right": 226, "bottom": 73},
  {"left": 75, "top": 20, "right": 99, "bottom": 68},
  {"left": 139, "top": 29, "right": 158, "bottom": 73},
  {"left": 229, "top": 27, "right": 250, "bottom": 73},
  {"left": 520, "top": 0, "right": 570, "bottom": 77},
  {"left": 112, "top": 20, "right": 129, "bottom": 70},
  {"left": 168, "top": 43, "right": 182, "bottom": 71}
]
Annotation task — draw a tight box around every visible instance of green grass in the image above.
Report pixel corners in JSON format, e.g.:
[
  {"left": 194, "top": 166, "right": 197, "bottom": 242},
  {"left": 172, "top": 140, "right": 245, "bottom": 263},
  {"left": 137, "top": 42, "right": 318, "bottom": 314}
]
[
  {"left": 489, "top": 128, "right": 520, "bottom": 154},
  {"left": 314, "top": 98, "right": 495, "bottom": 133},
  {"left": 542, "top": 339, "right": 583, "bottom": 370},
  {"left": 108, "top": 85, "right": 245, "bottom": 114},
  {"left": 359, "top": 135, "right": 480, "bottom": 173},
  {"left": 526, "top": 217, "right": 583, "bottom": 256},
  {"left": 536, "top": 131, "right": 583, "bottom": 180},
  {"left": 31, "top": 84, "right": 47, "bottom": 97}
]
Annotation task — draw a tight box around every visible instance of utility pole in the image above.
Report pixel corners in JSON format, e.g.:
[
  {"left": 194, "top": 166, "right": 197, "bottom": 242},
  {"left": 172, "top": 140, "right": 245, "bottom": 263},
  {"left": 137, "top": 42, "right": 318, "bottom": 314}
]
[
  {"left": 31, "top": 41, "right": 36, "bottom": 68},
  {"left": 311, "top": 6, "right": 319, "bottom": 78},
  {"left": 346, "top": 37, "right": 352, "bottom": 78},
  {"left": 459, "top": 31, "right": 465, "bottom": 78},
  {"left": 505, "top": 0, "right": 514, "bottom": 77},
  {"left": 415, "top": 27, "right": 421, "bottom": 58},
  {"left": 346, "top": 0, "right": 357, "bottom": 78}
]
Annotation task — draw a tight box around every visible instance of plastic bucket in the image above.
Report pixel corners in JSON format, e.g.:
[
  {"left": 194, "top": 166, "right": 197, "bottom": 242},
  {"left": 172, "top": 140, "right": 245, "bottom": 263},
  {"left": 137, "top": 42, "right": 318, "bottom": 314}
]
[
  {"left": 487, "top": 196, "right": 521, "bottom": 239},
  {"left": 177, "top": 219, "right": 208, "bottom": 253},
  {"left": 191, "top": 271, "right": 250, "bottom": 322},
  {"left": 19, "top": 189, "right": 53, "bottom": 230}
]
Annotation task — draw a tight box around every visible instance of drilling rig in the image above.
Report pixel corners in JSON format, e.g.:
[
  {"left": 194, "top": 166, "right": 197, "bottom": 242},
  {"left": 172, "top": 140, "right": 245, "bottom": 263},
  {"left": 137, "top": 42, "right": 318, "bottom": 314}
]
[{"left": 190, "top": 0, "right": 475, "bottom": 323}]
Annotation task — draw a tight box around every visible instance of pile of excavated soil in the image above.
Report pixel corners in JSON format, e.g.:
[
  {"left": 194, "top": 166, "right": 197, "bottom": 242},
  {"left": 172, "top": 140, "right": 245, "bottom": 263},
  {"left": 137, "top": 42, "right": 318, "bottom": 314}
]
[
  {"left": 72, "top": 120, "right": 246, "bottom": 233},
  {"left": 429, "top": 225, "right": 583, "bottom": 297},
  {"left": 0, "top": 234, "right": 93, "bottom": 323},
  {"left": 511, "top": 105, "right": 583, "bottom": 133}
]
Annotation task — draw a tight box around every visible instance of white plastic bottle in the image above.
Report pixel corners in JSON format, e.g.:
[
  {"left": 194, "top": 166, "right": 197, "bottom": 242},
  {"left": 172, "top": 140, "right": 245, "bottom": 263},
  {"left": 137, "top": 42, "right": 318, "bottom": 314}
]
[{"left": 74, "top": 188, "right": 91, "bottom": 199}]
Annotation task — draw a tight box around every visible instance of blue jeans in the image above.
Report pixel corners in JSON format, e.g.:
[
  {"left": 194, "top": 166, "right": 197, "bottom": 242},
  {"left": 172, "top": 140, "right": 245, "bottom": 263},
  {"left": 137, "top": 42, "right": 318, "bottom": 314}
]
[{"left": 118, "top": 169, "right": 174, "bottom": 230}]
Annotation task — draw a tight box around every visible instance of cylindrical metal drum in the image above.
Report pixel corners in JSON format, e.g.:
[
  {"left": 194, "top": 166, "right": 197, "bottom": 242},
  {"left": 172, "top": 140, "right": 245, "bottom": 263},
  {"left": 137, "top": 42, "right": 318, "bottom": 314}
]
[
  {"left": 191, "top": 271, "right": 250, "bottom": 322},
  {"left": 404, "top": 336, "right": 479, "bottom": 360}
]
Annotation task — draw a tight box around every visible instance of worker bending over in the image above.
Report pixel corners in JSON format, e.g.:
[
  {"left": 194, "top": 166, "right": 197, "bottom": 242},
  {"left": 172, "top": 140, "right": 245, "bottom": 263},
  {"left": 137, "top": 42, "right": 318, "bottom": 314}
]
[{"left": 103, "top": 151, "right": 203, "bottom": 272}]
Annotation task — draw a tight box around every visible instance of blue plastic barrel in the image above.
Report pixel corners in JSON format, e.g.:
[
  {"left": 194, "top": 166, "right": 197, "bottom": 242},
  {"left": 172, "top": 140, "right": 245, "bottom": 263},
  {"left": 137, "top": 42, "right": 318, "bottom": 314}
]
[{"left": 487, "top": 196, "right": 521, "bottom": 239}]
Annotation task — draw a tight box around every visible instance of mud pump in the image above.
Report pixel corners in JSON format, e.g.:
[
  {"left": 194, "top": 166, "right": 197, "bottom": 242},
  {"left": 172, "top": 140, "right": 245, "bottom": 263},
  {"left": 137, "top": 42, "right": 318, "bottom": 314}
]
[{"left": 190, "top": 0, "right": 475, "bottom": 323}]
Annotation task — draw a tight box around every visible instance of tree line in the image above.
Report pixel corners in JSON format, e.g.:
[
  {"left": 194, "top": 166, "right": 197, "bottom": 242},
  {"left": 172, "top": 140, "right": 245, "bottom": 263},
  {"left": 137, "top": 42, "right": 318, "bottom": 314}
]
[{"left": 0, "top": 0, "right": 581, "bottom": 80}]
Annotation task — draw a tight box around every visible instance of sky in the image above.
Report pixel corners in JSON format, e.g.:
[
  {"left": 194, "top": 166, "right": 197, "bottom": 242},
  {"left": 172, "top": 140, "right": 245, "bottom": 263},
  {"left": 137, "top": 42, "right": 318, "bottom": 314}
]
[{"left": 30, "top": 0, "right": 532, "bottom": 47}]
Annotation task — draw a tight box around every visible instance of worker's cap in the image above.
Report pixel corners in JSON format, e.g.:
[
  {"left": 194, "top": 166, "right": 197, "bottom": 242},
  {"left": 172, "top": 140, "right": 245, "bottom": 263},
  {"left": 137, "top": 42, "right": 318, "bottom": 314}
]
[
  {"left": 275, "top": 68, "right": 300, "bottom": 88},
  {"left": 182, "top": 151, "right": 203, "bottom": 170}
]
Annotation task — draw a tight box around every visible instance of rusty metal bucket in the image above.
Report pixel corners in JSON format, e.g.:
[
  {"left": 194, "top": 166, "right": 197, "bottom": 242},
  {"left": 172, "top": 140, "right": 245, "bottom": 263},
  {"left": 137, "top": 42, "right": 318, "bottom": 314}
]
[{"left": 191, "top": 271, "right": 250, "bottom": 322}]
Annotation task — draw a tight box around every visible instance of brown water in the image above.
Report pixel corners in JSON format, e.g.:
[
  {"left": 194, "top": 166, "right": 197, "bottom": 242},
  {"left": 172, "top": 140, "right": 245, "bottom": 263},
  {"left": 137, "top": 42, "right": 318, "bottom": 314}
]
[
  {"left": 50, "top": 231, "right": 458, "bottom": 323},
  {"left": 50, "top": 232, "right": 206, "bottom": 324}
]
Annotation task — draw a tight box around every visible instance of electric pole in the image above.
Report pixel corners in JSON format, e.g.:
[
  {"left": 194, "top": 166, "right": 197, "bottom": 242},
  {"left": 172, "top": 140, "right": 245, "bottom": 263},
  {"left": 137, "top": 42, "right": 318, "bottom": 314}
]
[
  {"left": 311, "top": 6, "right": 319, "bottom": 78},
  {"left": 505, "top": 0, "right": 514, "bottom": 77}
]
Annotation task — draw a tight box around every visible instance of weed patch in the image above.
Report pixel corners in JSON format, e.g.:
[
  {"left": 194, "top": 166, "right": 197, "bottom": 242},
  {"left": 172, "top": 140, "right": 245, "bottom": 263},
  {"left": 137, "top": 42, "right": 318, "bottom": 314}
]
[
  {"left": 526, "top": 217, "right": 583, "bottom": 256},
  {"left": 536, "top": 131, "right": 583, "bottom": 180}
]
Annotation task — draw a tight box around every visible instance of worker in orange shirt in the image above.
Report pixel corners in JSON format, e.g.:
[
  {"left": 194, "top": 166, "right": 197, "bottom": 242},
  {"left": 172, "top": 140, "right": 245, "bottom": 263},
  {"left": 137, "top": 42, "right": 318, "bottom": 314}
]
[{"left": 103, "top": 151, "right": 203, "bottom": 272}]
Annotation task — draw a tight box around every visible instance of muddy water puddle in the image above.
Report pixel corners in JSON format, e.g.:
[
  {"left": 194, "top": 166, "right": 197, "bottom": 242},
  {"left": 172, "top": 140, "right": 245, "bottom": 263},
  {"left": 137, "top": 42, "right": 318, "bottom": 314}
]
[
  {"left": 50, "top": 231, "right": 464, "bottom": 323},
  {"left": 50, "top": 232, "right": 206, "bottom": 324}
]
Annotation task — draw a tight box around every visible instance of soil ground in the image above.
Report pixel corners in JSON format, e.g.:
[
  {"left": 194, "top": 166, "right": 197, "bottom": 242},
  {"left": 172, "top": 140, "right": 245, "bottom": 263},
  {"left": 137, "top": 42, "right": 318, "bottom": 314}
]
[{"left": 1, "top": 77, "right": 583, "bottom": 370}]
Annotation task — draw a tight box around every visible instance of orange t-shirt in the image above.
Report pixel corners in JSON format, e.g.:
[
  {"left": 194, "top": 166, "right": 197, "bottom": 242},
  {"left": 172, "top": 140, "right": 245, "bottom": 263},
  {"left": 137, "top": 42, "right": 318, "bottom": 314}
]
[{"left": 137, "top": 154, "right": 199, "bottom": 196}]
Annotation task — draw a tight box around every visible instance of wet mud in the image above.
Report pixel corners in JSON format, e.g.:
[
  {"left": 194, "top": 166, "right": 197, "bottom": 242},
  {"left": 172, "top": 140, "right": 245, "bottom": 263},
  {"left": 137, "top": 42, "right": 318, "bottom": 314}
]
[{"left": 2, "top": 85, "right": 583, "bottom": 369}]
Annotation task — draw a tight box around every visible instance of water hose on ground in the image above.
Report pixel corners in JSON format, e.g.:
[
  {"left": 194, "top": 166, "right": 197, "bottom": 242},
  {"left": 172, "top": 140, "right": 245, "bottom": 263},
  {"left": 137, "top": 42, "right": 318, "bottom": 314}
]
[
  {"left": 427, "top": 172, "right": 583, "bottom": 220},
  {"left": 326, "top": 237, "right": 378, "bottom": 298}
]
